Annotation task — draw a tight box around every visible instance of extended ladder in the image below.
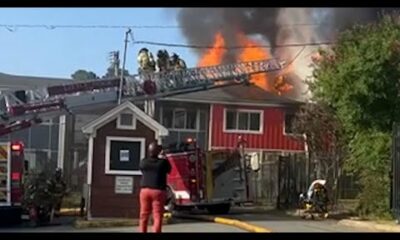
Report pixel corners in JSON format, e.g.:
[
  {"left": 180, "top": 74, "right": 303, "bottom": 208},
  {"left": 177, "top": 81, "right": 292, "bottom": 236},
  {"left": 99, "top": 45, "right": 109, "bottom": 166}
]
[{"left": 0, "top": 58, "right": 285, "bottom": 136}]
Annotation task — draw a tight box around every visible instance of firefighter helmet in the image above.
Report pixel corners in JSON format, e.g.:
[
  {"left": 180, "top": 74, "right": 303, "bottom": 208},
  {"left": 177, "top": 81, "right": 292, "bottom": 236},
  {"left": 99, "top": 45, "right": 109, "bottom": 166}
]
[{"left": 139, "top": 48, "right": 149, "bottom": 54}]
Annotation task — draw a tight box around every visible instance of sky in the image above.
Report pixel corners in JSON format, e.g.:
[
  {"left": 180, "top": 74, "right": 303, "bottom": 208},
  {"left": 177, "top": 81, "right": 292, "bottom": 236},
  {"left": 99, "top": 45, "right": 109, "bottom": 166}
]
[{"left": 0, "top": 8, "right": 198, "bottom": 79}]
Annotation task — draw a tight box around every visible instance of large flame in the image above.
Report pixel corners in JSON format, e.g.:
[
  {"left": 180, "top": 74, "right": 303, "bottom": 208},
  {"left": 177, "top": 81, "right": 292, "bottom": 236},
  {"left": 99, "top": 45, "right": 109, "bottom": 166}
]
[
  {"left": 197, "top": 32, "right": 226, "bottom": 67},
  {"left": 197, "top": 31, "right": 293, "bottom": 95},
  {"left": 236, "top": 32, "right": 271, "bottom": 91}
]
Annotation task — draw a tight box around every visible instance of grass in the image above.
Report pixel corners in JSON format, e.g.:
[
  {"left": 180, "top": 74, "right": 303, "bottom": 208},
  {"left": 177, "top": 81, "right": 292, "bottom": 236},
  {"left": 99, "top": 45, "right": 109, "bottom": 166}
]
[{"left": 61, "top": 192, "right": 82, "bottom": 209}]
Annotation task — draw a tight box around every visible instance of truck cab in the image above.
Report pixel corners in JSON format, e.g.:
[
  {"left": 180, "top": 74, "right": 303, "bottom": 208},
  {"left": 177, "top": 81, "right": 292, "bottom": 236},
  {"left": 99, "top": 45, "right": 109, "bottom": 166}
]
[{"left": 164, "top": 138, "right": 253, "bottom": 215}]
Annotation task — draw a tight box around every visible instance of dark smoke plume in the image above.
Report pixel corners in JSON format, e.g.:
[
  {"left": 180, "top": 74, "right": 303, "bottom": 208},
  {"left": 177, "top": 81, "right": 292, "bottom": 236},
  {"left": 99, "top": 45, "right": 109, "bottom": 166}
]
[{"left": 176, "top": 8, "right": 398, "bottom": 99}]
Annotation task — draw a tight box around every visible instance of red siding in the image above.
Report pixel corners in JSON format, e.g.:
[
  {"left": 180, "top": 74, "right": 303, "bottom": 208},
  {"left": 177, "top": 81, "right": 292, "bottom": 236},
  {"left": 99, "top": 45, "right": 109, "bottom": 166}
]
[{"left": 210, "top": 104, "right": 305, "bottom": 151}]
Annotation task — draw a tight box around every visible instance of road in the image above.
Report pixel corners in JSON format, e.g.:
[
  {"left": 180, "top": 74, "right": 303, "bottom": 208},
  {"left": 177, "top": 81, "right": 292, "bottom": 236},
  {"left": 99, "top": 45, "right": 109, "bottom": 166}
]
[{"left": 0, "top": 212, "right": 373, "bottom": 232}]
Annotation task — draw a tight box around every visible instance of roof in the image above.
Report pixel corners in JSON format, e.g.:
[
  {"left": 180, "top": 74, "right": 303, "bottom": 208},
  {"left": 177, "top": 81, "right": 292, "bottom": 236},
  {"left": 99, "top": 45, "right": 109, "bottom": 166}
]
[
  {"left": 0, "top": 72, "right": 71, "bottom": 90},
  {"left": 82, "top": 101, "right": 168, "bottom": 137},
  {"left": 161, "top": 83, "right": 303, "bottom": 107}
]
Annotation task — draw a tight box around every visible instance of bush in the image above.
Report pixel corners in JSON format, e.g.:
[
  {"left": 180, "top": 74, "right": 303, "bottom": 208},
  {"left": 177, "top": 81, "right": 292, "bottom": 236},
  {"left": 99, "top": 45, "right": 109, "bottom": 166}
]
[{"left": 345, "top": 130, "right": 391, "bottom": 218}]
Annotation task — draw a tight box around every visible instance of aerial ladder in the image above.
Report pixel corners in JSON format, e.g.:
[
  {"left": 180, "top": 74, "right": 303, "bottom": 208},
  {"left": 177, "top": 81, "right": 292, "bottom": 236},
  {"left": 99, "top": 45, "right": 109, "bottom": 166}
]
[{"left": 0, "top": 58, "right": 285, "bottom": 136}]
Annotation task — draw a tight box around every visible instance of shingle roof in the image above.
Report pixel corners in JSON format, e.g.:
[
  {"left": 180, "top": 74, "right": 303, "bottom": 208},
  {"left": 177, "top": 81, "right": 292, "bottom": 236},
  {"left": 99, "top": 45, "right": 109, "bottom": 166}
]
[{"left": 161, "top": 83, "right": 303, "bottom": 107}]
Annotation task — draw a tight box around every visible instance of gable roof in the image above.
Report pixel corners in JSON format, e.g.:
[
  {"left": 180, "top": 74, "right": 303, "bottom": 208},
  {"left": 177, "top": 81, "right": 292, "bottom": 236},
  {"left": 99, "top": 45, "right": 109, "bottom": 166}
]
[
  {"left": 0, "top": 72, "right": 71, "bottom": 90},
  {"left": 160, "top": 83, "right": 303, "bottom": 107},
  {"left": 82, "top": 101, "right": 168, "bottom": 137}
]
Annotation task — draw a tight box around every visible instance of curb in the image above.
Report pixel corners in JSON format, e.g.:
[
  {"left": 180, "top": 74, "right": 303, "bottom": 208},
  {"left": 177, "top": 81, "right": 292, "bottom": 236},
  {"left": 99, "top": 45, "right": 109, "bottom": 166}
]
[
  {"left": 338, "top": 219, "right": 400, "bottom": 232},
  {"left": 74, "top": 213, "right": 173, "bottom": 229},
  {"left": 173, "top": 213, "right": 271, "bottom": 233}
]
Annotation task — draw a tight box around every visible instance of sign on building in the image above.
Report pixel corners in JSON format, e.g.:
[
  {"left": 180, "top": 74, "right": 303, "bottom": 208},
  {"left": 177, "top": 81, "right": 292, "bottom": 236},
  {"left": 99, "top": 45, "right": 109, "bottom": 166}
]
[{"left": 115, "top": 176, "right": 133, "bottom": 194}]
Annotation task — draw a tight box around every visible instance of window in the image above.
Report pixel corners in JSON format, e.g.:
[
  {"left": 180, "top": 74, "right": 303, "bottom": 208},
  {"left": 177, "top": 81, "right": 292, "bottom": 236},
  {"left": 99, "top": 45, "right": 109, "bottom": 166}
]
[
  {"left": 284, "top": 112, "right": 295, "bottom": 134},
  {"left": 224, "top": 109, "right": 262, "bottom": 133},
  {"left": 162, "top": 107, "right": 198, "bottom": 130},
  {"left": 105, "top": 137, "right": 145, "bottom": 175},
  {"left": 117, "top": 112, "right": 136, "bottom": 130}
]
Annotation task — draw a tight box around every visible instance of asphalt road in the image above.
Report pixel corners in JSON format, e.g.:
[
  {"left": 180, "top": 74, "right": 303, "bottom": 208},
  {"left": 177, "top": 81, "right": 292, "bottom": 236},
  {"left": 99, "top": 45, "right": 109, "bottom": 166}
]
[{"left": 0, "top": 212, "right": 373, "bottom": 233}]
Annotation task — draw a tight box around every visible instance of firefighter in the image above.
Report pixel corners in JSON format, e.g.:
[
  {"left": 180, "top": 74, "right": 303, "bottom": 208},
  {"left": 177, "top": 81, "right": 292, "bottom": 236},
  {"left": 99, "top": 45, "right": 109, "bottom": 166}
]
[
  {"left": 139, "top": 142, "right": 171, "bottom": 233},
  {"left": 51, "top": 168, "right": 66, "bottom": 215},
  {"left": 156, "top": 49, "right": 170, "bottom": 72},
  {"left": 137, "top": 48, "right": 156, "bottom": 74},
  {"left": 170, "top": 53, "right": 187, "bottom": 71}
]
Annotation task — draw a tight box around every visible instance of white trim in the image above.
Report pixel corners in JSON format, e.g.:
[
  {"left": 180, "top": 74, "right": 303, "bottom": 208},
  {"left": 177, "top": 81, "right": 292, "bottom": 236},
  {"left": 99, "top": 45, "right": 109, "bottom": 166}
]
[
  {"left": 82, "top": 101, "right": 168, "bottom": 139},
  {"left": 87, "top": 136, "right": 94, "bottom": 185},
  {"left": 86, "top": 135, "right": 94, "bottom": 220},
  {"left": 222, "top": 108, "right": 264, "bottom": 134},
  {"left": 105, "top": 136, "right": 145, "bottom": 176},
  {"left": 116, "top": 112, "right": 137, "bottom": 130},
  {"left": 160, "top": 98, "right": 302, "bottom": 108},
  {"left": 208, "top": 104, "right": 214, "bottom": 151},
  {"left": 57, "top": 115, "right": 66, "bottom": 169}
]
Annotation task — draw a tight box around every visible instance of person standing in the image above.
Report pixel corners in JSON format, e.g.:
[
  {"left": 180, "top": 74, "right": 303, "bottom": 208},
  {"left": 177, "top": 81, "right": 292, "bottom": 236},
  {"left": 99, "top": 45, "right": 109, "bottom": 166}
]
[{"left": 139, "top": 142, "right": 171, "bottom": 233}]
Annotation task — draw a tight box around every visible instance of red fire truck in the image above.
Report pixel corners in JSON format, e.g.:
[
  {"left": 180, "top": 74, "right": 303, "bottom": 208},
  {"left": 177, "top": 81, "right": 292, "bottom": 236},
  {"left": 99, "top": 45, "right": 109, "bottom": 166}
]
[
  {"left": 0, "top": 141, "right": 25, "bottom": 225},
  {"left": 164, "top": 138, "right": 257, "bottom": 214}
]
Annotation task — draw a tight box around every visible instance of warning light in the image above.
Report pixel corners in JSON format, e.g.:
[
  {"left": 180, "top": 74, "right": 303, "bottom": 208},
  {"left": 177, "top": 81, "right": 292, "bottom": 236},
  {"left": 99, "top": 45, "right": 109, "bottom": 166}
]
[
  {"left": 11, "top": 144, "right": 22, "bottom": 151},
  {"left": 12, "top": 172, "right": 21, "bottom": 181}
]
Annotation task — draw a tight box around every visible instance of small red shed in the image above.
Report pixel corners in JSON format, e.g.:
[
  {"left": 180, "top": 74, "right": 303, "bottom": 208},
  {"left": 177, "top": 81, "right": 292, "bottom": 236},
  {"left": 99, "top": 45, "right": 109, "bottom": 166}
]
[{"left": 82, "top": 101, "right": 168, "bottom": 219}]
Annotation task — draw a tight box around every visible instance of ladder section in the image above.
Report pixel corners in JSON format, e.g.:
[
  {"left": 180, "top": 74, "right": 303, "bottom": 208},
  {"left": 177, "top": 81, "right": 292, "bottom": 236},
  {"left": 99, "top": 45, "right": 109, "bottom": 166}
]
[{"left": 0, "top": 58, "right": 285, "bottom": 135}]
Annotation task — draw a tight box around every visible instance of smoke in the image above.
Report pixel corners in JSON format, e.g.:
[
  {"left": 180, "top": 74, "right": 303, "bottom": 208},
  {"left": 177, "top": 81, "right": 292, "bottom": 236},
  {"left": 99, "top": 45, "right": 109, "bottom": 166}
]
[{"left": 176, "top": 8, "right": 395, "bottom": 99}]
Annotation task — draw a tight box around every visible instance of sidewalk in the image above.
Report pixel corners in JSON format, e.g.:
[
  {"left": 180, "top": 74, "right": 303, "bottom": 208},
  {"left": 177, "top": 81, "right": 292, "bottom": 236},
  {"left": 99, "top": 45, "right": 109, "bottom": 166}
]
[
  {"left": 337, "top": 219, "right": 400, "bottom": 232},
  {"left": 238, "top": 206, "right": 400, "bottom": 232}
]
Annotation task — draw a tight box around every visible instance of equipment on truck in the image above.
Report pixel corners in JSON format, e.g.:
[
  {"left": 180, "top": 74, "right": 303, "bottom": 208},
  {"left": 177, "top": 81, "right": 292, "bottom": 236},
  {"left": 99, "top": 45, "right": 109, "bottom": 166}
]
[
  {"left": 164, "top": 137, "right": 256, "bottom": 215},
  {"left": 0, "top": 58, "right": 285, "bottom": 137},
  {"left": 0, "top": 141, "right": 25, "bottom": 226}
]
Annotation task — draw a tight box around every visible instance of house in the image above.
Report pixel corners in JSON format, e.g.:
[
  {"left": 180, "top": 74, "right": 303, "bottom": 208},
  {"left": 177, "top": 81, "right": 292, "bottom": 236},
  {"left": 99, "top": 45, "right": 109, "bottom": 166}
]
[
  {"left": 154, "top": 83, "right": 305, "bottom": 156},
  {"left": 81, "top": 101, "right": 168, "bottom": 218}
]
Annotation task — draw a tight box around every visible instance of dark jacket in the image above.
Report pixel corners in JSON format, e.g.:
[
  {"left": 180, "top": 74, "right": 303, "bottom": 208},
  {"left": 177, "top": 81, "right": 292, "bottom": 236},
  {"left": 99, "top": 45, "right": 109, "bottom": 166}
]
[{"left": 139, "top": 157, "right": 171, "bottom": 190}]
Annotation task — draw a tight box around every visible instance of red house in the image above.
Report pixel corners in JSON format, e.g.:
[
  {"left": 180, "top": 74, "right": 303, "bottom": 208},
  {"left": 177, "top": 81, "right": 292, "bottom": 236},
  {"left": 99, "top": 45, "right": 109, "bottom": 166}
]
[{"left": 157, "top": 83, "right": 305, "bottom": 155}]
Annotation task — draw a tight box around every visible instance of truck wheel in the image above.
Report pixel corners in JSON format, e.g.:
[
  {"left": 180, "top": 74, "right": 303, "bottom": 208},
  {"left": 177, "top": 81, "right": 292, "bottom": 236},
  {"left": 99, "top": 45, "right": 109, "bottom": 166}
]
[
  {"left": 206, "top": 203, "right": 231, "bottom": 215},
  {"left": 165, "top": 186, "right": 175, "bottom": 212}
]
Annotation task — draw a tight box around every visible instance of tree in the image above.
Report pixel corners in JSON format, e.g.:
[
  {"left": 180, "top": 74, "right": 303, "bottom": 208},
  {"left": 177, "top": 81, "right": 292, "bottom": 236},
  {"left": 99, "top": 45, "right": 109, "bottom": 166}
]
[
  {"left": 293, "top": 102, "right": 346, "bottom": 204},
  {"left": 102, "top": 67, "right": 130, "bottom": 79},
  {"left": 71, "top": 69, "right": 99, "bottom": 81},
  {"left": 308, "top": 13, "right": 400, "bottom": 217}
]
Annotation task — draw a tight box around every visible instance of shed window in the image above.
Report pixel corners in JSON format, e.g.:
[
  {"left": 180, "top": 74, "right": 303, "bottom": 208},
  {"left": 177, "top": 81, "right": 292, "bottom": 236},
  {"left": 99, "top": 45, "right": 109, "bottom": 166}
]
[{"left": 105, "top": 137, "right": 145, "bottom": 175}]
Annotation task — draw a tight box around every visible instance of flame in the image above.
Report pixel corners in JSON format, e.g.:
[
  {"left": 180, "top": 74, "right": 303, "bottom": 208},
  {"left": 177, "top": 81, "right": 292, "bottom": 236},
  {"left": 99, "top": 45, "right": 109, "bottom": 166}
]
[
  {"left": 197, "top": 31, "right": 293, "bottom": 94},
  {"left": 236, "top": 32, "right": 271, "bottom": 91},
  {"left": 198, "top": 32, "right": 226, "bottom": 67}
]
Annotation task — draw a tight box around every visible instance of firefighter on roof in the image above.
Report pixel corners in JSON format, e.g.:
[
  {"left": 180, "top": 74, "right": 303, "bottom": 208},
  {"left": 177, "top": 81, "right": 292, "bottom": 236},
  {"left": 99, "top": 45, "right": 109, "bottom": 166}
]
[
  {"left": 156, "top": 49, "right": 170, "bottom": 72},
  {"left": 137, "top": 48, "right": 156, "bottom": 74},
  {"left": 170, "top": 53, "right": 187, "bottom": 71}
]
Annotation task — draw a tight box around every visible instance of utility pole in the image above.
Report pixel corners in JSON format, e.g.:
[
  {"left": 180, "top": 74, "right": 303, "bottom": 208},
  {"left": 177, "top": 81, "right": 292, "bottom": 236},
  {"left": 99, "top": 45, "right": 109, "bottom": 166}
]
[{"left": 118, "top": 28, "right": 131, "bottom": 105}]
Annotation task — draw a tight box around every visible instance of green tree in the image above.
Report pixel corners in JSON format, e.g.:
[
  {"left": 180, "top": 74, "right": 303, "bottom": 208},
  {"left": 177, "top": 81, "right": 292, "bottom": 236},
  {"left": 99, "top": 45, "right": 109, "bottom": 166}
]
[
  {"left": 293, "top": 102, "right": 346, "bottom": 204},
  {"left": 308, "top": 14, "right": 400, "bottom": 217},
  {"left": 71, "top": 69, "right": 99, "bottom": 81}
]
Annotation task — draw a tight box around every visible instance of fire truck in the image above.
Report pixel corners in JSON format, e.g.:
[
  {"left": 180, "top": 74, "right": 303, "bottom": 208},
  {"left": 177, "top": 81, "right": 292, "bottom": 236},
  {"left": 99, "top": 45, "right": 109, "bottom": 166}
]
[
  {"left": 164, "top": 137, "right": 258, "bottom": 214},
  {"left": 0, "top": 141, "right": 25, "bottom": 225}
]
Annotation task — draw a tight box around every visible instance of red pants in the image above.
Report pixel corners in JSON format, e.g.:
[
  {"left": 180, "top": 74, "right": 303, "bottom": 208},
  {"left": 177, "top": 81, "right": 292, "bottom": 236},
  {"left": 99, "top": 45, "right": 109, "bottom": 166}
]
[{"left": 139, "top": 188, "right": 166, "bottom": 233}]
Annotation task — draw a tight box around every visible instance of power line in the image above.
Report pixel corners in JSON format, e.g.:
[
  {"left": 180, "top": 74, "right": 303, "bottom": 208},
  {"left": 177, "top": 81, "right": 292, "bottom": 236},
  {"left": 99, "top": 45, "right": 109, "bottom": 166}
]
[
  {"left": 0, "top": 23, "right": 325, "bottom": 31},
  {"left": 0, "top": 24, "right": 182, "bottom": 31},
  {"left": 132, "top": 40, "right": 334, "bottom": 49}
]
